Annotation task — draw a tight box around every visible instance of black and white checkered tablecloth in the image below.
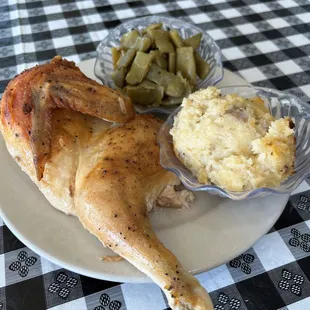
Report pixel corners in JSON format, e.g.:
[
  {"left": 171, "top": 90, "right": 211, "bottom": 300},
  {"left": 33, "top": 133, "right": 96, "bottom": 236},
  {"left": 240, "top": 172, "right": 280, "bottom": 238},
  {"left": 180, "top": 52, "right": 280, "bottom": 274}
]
[{"left": 1, "top": 0, "right": 310, "bottom": 309}]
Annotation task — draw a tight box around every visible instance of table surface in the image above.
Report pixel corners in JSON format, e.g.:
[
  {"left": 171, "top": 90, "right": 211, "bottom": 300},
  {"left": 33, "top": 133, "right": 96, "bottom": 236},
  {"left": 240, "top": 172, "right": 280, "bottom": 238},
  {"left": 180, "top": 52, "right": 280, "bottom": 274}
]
[{"left": 1, "top": 0, "right": 310, "bottom": 309}]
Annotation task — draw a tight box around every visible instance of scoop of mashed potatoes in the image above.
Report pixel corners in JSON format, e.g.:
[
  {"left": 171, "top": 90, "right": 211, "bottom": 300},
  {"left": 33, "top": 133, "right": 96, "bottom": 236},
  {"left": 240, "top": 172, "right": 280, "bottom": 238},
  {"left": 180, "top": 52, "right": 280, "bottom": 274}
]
[{"left": 170, "top": 87, "right": 295, "bottom": 191}]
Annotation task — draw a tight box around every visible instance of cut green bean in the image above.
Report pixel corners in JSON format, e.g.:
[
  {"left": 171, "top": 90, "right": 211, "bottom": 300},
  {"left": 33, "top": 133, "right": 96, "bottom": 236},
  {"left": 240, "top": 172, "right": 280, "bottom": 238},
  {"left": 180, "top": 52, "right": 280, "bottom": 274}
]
[
  {"left": 150, "top": 50, "right": 168, "bottom": 69},
  {"left": 120, "top": 30, "right": 140, "bottom": 49},
  {"left": 125, "top": 80, "right": 164, "bottom": 106},
  {"left": 135, "top": 36, "right": 152, "bottom": 52},
  {"left": 161, "top": 96, "right": 182, "bottom": 105},
  {"left": 117, "top": 48, "right": 136, "bottom": 68},
  {"left": 120, "top": 30, "right": 152, "bottom": 52},
  {"left": 161, "top": 72, "right": 192, "bottom": 105},
  {"left": 111, "top": 47, "right": 121, "bottom": 69},
  {"left": 170, "top": 30, "right": 183, "bottom": 48},
  {"left": 147, "top": 29, "right": 170, "bottom": 41},
  {"left": 125, "top": 52, "right": 153, "bottom": 85},
  {"left": 184, "top": 33, "right": 202, "bottom": 50},
  {"left": 168, "top": 52, "right": 176, "bottom": 73},
  {"left": 146, "top": 64, "right": 185, "bottom": 97},
  {"left": 155, "top": 38, "right": 175, "bottom": 54},
  {"left": 195, "top": 52, "right": 210, "bottom": 79},
  {"left": 112, "top": 66, "right": 127, "bottom": 88},
  {"left": 176, "top": 46, "right": 196, "bottom": 85},
  {"left": 141, "top": 23, "right": 163, "bottom": 34}
]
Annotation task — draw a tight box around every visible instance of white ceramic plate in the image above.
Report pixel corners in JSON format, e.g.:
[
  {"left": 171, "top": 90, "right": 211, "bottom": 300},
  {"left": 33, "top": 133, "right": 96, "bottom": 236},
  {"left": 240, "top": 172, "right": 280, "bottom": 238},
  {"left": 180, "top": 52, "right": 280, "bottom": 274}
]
[{"left": 0, "top": 59, "right": 289, "bottom": 283}]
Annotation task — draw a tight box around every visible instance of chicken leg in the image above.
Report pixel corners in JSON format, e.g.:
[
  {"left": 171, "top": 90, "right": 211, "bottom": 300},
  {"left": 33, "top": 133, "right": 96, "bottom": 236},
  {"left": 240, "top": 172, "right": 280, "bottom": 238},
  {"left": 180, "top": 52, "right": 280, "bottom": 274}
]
[{"left": 74, "top": 115, "right": 213, "bottom": 309}]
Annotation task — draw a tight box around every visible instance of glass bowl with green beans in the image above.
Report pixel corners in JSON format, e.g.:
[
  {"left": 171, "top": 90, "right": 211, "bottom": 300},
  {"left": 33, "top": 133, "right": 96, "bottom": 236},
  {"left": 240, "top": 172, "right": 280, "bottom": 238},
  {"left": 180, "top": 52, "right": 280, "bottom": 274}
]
[{"left": 94, "top": 16, "right": 223, "bottom": 114}]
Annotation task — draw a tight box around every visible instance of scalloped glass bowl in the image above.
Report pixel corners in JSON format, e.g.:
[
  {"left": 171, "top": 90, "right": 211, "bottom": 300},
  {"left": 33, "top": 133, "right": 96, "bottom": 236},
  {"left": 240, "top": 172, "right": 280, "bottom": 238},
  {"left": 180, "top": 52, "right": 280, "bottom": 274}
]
[
  {"left": 94, "top": 15, "right": 223, "bottom": 114},
  {"left": 158, "top": 86, "right": 310, "bottom": 200}
]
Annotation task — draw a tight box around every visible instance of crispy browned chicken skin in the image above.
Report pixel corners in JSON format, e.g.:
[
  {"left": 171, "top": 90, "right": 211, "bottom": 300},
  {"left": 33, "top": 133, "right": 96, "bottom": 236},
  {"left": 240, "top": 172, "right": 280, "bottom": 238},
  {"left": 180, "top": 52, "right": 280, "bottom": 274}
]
[
  {"left": 0, "top": 57, "right": 213, "bottom": 310},
  {"left": 1, "top": 56, "right": 135, "bottom": 180}
]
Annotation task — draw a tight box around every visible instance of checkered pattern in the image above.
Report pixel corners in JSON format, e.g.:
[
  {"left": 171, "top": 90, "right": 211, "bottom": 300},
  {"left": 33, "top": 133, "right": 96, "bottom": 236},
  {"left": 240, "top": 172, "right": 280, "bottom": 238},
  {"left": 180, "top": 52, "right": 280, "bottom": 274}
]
[{"left": 1, "top": 0, "right": 310, "bottom": 309}]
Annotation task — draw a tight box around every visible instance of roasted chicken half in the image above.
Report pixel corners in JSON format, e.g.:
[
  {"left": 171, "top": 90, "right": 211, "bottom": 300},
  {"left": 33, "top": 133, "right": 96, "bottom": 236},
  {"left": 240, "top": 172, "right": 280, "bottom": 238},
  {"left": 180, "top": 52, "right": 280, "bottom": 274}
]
[{"left": 0, "top": 57, "right": 213, "bottom": 310}]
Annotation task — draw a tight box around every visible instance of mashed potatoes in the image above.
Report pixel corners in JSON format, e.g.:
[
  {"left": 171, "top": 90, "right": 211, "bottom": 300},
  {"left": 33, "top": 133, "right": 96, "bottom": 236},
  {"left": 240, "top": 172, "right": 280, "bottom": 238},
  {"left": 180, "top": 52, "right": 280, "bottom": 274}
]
[{"left": 170, "top": 87, "right": 295, "bottom": 191}]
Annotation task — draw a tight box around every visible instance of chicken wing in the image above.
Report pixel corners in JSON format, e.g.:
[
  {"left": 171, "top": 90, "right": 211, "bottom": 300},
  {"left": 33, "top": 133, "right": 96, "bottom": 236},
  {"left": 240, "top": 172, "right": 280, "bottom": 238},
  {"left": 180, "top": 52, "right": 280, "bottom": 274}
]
[
  {"left": 1, "top": 56, "right": 134, "bottom": 180},
  {"left": 0, "top": 57, "right": 213, "bottom": 310}
]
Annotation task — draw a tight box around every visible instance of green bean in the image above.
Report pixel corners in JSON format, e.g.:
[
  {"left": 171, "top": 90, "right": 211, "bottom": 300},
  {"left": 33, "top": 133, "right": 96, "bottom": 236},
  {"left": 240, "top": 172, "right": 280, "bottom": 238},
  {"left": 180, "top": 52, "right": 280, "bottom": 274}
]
[
  {"left": 146, "top": 64, "right": 185, "bottom": 97},
  {"left": 125, "top": 52, "right": 153, "bottom": 85},
  {"left": 111, "top": 47, "right": 121, "bottom": 69},
  {"left": 168, "top": 52, "right": 176, "bottom": 73},
  {"left": 161, "top": 96, "right": 182, "bottom": 106},
  {"left": 135, "top": 36, "right": 152, "bottom": 52},
  {"left": 195, "top": 52, "right": 210, "bottom": 79},
  {"left": 150, "top": 50, "right": 168, "bottom": 69},
  {"left": 125, "top": 80, "right": 164, "bottom": 106},
  {"left": 161, "top": 73, "right": 192, "bottom": 105},
  {"left": 120, "top": 30, "right": 152, "bottom": 52},
  {"left": 177, "top": 71, "right": 193, "bottom": 96},
  {"left": 125, "top": 86, "right": 154, "bottom": 105},
  {"left": 112, "top": 66, "right": 127, "bottom": 88},
  {"left": 117, "top": 48, "right": 136, "bottom": 68},
  {"left": 142, "top": 80, "right": 164, "bottom": 105},
  {"left": 155, "top": 38, "right": 175, "bottom": 54},
  {"left": 170, "top": 30, "right": 183, "bottom": 48},
  {"left": 184, "top": 33, "right": 202, "bottom": 50},
  {"left": 140, "top": 80, "right": 164, "bottom": 105},
  {"left": 142, "top": 23, "right": 163, "bottom": 34},
  {"left": 176, "top": 46, "right": 196, "bottom": 85},
  {"left": 165, "top": 77, "right": 186, "bottom": 97},
  {"left": 154, "top": 85, "right": 165, "bottom": 105},
  {"left": 147, "top": 29, "right": 170, "bottom": 41},
  {"left": 120, "top": 30, "right": 140, "bottom": 49}
]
